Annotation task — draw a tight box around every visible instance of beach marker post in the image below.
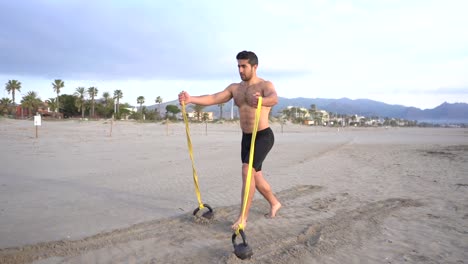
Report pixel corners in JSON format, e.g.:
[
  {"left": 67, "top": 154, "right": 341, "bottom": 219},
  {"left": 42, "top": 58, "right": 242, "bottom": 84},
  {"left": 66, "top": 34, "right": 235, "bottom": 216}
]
[
  {"left": 34, "top": 114, "right": 41, "bottom": 138},
  {"left": 110, "top": 114, "right": 114, "bottom": 137},
  {"left": 166, "top": 118, "right": 169, "bottom": 136}
]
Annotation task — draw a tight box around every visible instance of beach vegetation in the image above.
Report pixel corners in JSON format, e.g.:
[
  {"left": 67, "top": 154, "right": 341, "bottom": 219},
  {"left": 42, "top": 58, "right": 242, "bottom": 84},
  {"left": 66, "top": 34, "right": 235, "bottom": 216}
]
[
  {"left": 88, "top": 87, "right": 98, "bottom": 119},
  {"left": 74, "top": 87, "right": 87, "bottom": 119},
  {"left": 52, "top": 79, "right": 64, "bottom": 114},
  {"left": 5, "top": 80, "right": 21, "bottom": 105},
  {"left": 113, "top": 90, "right": 123, "bottom": 119},
  {"left": 155, "top": 96, "right": 163, "bottom": 120},
  {"left": 0, "top": 97, "right": 12, "bottom": 115},
  {"left": 137, "top": 96, "right": 145, "bottom": 119},
  {"left": 165, "top": 104, "right": 180, "bottom": 120},
  {"left": 20, "top": 91, "right": 42, "bottom": 116}
]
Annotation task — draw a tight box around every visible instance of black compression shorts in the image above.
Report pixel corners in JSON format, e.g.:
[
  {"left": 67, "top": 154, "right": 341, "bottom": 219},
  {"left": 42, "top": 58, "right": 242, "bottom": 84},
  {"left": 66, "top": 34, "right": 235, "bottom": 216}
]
[{"left": 241, "top": 127, "right": 274, "bottom": 171}]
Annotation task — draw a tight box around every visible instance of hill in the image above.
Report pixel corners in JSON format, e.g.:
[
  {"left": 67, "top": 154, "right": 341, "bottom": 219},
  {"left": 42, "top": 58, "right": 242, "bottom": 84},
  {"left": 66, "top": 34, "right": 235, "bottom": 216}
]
[{"left": 146, "top": 97, "right": 468, "bottom": 124}]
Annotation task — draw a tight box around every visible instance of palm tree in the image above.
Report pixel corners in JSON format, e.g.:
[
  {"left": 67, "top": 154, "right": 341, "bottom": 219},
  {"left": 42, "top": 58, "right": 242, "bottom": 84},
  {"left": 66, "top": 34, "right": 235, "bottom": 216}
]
[
  {"left": 102, "top": 92, "right": 110, "bottom": 104},
  {"left": 137, "top": 96, "right": 145, "bottom": 115},
  {"left": 192, "top": 104, "right": 205, "bottom": 121},
  {"left": 217, "top": 103, "right": 225, "bottom": 120},
  {"left": 155, "top": 96, "right": 163, "bottom": 117},
  {"left": 101, "top": 91, "right": 113, "bottom": 118},
  {"left": 21, "top": 91, "right": 42, "bottom": 117},
  {"left": 5, "top": 80, "right": 21, "bottom": 105},
  {"left": 52, "top": 79, "right": 64, "bottom": 113},
  {"left": 47, "top": 98, "right": 58, "bottom": 112},
  {"left": 87, "top": 87, "right": 98, "bottom": 119},
  {"left": 0, "top": 97, "right": 12, "bottom": 115},
  {"left": 113, "top": 90, "right": 123, "bottom": 115},
  {"left": 74, "top": 87, "right": 86, "bottom": 119}
]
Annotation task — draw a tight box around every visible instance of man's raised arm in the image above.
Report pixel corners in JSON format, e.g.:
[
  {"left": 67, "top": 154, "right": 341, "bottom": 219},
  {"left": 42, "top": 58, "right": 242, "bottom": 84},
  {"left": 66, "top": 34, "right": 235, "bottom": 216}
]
[{"left": 179, "top": 85, "right": 234, "bottom": 106}]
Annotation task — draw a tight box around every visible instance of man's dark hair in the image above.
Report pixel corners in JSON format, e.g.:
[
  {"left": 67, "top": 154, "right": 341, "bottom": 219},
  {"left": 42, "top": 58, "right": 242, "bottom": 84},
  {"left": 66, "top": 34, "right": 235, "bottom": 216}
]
[{"left": 236, "top": 51, "right": 258, "bottom": 66}]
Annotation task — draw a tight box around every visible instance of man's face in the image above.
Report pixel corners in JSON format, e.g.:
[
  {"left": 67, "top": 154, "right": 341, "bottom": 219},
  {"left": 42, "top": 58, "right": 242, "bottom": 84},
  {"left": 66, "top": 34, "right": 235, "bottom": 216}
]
[{"left": 237, "top": 59, "right": 256, "bottom": 81}]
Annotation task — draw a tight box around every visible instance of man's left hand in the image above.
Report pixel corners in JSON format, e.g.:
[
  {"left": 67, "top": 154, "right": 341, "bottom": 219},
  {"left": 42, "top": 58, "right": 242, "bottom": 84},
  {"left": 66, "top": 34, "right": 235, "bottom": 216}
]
[{"left": 251, "top": 92, "right": 261, "bottom": 108}]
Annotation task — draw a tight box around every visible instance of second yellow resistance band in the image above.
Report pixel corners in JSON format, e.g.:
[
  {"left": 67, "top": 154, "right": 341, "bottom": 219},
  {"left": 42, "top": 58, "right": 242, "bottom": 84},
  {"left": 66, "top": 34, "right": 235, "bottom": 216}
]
[{"left": 237, "top": 96, "right": 262, "bottom": 234}]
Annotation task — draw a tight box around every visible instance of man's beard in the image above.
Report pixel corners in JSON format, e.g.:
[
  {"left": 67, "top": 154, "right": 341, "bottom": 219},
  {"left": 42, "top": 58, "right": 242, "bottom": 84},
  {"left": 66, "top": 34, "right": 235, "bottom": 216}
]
[{"left": 240, "top": 72, "right": 252, "bottom": 81}]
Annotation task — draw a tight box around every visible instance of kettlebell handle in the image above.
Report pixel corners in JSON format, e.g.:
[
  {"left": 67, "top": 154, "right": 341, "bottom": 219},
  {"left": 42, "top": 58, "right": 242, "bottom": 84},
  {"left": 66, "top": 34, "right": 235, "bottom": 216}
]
[
  {"left": 232, "top": 229, "right": 248, "bottom": 247},
  {"left": 193, "top": 204, "right": 213, "bottom": 216}
]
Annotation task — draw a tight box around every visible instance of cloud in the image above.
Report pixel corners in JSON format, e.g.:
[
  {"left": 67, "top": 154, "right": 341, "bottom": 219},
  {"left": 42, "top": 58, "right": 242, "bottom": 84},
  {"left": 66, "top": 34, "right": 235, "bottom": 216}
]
[
  {"left": 0, "top": 1, "right": 240, "bottom": 80},
  {"left": 434, "top": 87, "right": 468, "bottom": 95},
  {"left": 1, "top": 0, "right": 467, "bottom": 110}
]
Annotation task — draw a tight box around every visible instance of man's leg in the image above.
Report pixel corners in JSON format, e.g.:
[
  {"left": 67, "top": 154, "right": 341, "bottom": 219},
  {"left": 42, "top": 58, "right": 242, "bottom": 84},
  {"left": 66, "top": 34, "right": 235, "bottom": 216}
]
[
  {"left": 254, "top": 170, "right": 281, "bottom": 218},
  {"left": 231, "top": 163, "right": 257, "bottom": 231}
]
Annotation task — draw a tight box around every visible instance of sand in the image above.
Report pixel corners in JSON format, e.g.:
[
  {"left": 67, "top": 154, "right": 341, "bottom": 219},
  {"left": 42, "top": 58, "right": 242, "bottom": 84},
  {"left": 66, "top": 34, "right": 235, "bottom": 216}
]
[{"left": 0, "top": 118, "right": 467, "bottom": 263}]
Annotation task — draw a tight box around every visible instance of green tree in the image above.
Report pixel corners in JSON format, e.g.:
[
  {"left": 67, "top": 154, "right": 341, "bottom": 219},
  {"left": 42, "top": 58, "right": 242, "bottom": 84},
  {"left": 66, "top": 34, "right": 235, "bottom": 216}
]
[
  {"left": 87, "top": 87, "right": 98, "bottom": 119},
  {"left": 74, "top": 87, "right": 86, "bottom": 119},
  {"left": 137, "top": 96, "right": 145, "bottom": 114},
  {"left": 102, "top": 91, "right": 111, "bottom": 104},
  {"left": 166, "top": 104, "right": 180, "bottom": 119},
  {"left": 58, "top": 94, "right": 79, "bottom": 118},
  {"left": 5, "top": 80, "right": 21, "bottom": 105},
  {"left": 218, "top": 103, "right": 225, "bottom": 120},
  {"left": 309, "top": 104, "right": 317, "bottom": 113},
  {"left": 21, "top": 91, "right": 42, "bottom": 117},
  {"left": 47, "top": 98, "right": 58, "bottom": 112},
  {"left": 0, "top": 97, "right": 12, "bottom": 115},
  {"left": 97, "top": 91, "right": 113, "bottom": 118},
  {"left": 119, "top": 102, "right": 131, "bottom": 119},
  {"left": 52, "top": 79, "right": 65, "bottom": 113}
]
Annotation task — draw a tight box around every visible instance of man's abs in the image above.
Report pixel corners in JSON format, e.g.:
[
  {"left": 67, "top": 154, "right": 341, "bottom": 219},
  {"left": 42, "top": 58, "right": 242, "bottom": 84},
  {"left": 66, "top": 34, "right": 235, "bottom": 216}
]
[{"left": 239, "top": 105, "right": 271, "bottom": 133}]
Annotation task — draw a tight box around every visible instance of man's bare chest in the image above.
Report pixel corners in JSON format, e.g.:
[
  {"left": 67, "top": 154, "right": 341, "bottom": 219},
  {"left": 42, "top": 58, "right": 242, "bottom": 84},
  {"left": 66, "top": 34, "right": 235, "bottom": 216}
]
[{"left": 233, "top": 84, "right": 263, "bottom": 106}]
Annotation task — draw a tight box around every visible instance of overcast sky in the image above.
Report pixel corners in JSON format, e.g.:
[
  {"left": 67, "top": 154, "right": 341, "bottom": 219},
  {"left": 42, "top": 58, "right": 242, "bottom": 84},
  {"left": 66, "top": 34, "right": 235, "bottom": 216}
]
[{"left": 1, "top": 0, "right": 467, "bottom": 109}]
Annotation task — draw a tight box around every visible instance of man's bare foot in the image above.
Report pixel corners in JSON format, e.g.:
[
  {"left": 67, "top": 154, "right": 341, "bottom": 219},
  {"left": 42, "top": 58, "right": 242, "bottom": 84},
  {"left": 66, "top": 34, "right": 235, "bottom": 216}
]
[
  {"left": 231, "top": 217, "right": 247, "bottom": 232},
  {"left": 265, "top": 202, "right": 282, "bottom": 218}
]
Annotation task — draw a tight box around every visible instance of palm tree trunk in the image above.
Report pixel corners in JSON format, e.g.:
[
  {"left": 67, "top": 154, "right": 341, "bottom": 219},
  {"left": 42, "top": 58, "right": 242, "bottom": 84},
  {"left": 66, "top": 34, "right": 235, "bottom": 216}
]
[{"left": 92, "top": 97, "right": 95, "bottom": 118}]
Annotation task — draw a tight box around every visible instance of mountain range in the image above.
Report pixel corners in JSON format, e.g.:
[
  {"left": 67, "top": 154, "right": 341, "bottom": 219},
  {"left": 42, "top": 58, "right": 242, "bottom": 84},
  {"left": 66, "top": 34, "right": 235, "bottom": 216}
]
[{"left": 147, "top": 97, "right": 468, "bottom": 124}]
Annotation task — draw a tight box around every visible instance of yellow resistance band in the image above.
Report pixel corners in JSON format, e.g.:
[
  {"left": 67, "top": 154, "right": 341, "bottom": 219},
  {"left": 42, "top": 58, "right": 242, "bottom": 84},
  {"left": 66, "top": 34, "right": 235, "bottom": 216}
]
[
  {"left": 237, "top": 96, "right": 263, "bottom": 234},
  {"left": 181, "top": 101, "right": 205, "bottom": 210}
]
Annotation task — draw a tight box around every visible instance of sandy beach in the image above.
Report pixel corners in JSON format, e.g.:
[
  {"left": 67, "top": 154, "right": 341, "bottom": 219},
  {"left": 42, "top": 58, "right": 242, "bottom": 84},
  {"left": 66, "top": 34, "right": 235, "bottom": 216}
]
[{"left": 0, "top": 118, "right": 467, "bottom": 264}]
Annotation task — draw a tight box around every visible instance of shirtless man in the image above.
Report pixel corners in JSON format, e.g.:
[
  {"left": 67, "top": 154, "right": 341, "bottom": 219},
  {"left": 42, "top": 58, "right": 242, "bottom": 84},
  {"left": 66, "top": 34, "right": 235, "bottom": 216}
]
[{"left": 178, "top": 50, "right": 281, "bottom": 231}]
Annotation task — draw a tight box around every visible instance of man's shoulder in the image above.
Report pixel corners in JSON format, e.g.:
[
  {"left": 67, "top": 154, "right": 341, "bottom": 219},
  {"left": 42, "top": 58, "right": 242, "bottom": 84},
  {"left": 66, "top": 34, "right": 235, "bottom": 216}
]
[
  {"left": 259, "top": 79, "right": 275, "bottom": 89},
  {"left": 254, "top": 77, "right": 272, "bottom": 85},
  {"left": 225, "top": 82, "right": 241, "bottom": 91}
]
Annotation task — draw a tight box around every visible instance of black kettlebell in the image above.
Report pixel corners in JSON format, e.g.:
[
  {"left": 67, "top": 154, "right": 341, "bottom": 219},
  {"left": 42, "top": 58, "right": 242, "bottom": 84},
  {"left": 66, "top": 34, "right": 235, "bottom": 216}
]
[
  {"left": 193, "top": 204, "right": 214, "bottom": 219},
  {"left": 232, "top": 230, "right": 253, "bottom": 260}
]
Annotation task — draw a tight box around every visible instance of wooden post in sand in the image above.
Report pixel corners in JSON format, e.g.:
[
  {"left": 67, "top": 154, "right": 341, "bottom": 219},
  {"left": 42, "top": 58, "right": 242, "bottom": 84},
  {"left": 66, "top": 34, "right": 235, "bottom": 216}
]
[
  {"left": 34, "top": 114, "right": 41, "bottom": 138},
  {"left": 110, "top": 115, "right": 114, "bottom": 137},
  {"left": 166, "top": 118, "right": 169, "bottom": 136}
]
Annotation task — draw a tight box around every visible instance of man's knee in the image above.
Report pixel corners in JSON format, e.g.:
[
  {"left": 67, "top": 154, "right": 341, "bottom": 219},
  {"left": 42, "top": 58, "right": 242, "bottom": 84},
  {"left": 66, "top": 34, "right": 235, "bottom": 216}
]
[{"left": 242, "top": 164, "right": 256, "bottom": 176}]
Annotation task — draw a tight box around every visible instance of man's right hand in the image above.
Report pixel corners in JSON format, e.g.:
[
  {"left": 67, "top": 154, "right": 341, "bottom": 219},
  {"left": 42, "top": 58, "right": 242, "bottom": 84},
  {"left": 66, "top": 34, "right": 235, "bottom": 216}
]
[{"left": 178, "top": 91, "right": 190, "bottom": 105}]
